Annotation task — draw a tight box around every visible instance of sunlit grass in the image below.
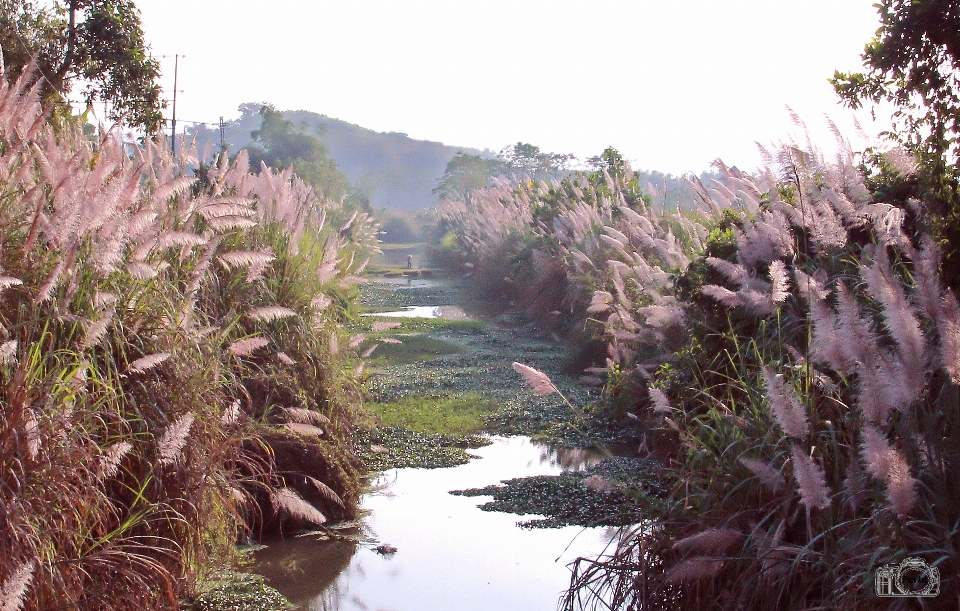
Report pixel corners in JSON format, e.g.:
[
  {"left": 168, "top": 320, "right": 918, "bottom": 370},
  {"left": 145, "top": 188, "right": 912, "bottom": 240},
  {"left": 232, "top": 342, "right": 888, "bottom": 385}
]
[{"left": 370, "top": 393, "right": 499, "bottom": 436}]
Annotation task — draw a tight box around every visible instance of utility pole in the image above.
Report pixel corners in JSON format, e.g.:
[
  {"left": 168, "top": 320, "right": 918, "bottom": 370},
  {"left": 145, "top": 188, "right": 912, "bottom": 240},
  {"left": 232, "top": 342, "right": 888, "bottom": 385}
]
[{"left": 170, "top": 54, "right": 180, "bottom": 156}]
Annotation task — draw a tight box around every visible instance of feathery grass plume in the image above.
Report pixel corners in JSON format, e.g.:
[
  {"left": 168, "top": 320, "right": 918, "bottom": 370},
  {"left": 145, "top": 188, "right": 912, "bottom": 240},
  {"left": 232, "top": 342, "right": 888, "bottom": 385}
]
[
  {"left": 348, "top": 333, "right": 366, "bottom": 348},
  {"left": 583, "top": 475, "right": 616, "bottom": 494},
  {"left": 0, "top": 560, "right": 35, "bottom": 611},
  {"left": 218, "top": 250, "right": 276, "bottom": 270},
  {"left": 761, "top": 365, "right": 809, "bottom": 438},
  {"left": 512, "top": 362, "right": 558, "bottom": 396},
  {"left": 673, "top": 528, "right": 742, "bottom": 555},
  {"left": 701, "top": 284, "right": 743, "bottom": 309},
  {"left": 665, "top": 557, "right": 724, "bottom": 582},
  {"left": 82, "top": 310, "right": 113, "bottom": 349},
  {"left": 740, "top": 458, "right": 785, "bottom": 492},
  {"left": 283, "top": 423, "right": 324, "bottom": 436},
  {"left": 380, "top": 337, "right": 402, "bottom": 344},
  {"left": 276, "top": 351, "right": 296, "bottom": 365},
  {"left": 23, "top": 413, "right": 39, "bottom": 460},
  {"left": 706, "top": 257, "right": 748, "bottom": 285},
  {"left": 125, "top": 261, "right": 160, "bottom": 281},
  {"left": 649, "top": 387, "right": 673, "bottom": 413},
  {"left": 860, "top": 424, "right": 892, "bottom": 480},
  {"left": 271, "top": 488, "right": 327, "bottom": 526},
  {"left": 228, "top": 336, "right": 269, "bottom": 357},
  {"left": 372, "top": 321, "right": 402, "bottom": 332},
  {"left": 127, "top": 352, "right": 171, "bottom": 374},
  {"left": 790, "top": 445, "right": 830, "bottom": 510},
  {"left": 305, "top": 475, "right": 345, "bottom": 508},
  {"left": 158, "top": 412, "right": 195, "bottom": 466},
  {"left": 245, "top": 306, "right": 297, "bottom": 323},
  {"left": 861, "top": 249, "right": 925, "bottom": 376},
  {"left": 329, "top": 333, "right": 339, "bottom": 354},
  {"left": 884, "top": 449, "right": 917, "bottom": 518},
  {"left": 284, "top": 407, "right": 330, "bottom": 426},
  {"left": 221, "top": 399, "right": 240, "bottom": 425},
  {"left": 311, "top": 293, "right": 333, "bottom": 311},
  {"left": 99, "top": 441, "right": 132, "bottom": 479},
  {"left": 0, "top": 276, "right": 22, "bottom": 291},
  {"left": 768, "top": 260, "right": 790, "bottom": 304},
  {"left": 0, "top": 341, "right": 16, "bottom": 365},
  {"left": 361, "top": 344, "right": 378, "bottom": 358}
]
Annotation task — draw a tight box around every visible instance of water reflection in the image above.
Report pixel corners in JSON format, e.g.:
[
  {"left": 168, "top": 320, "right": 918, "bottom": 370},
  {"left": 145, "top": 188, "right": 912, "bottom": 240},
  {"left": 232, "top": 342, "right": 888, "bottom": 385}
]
[
  {"left": 253, "top": 437, "right": 627, "bottom": 611},
  {"left": 362, "top": 305, "right": 470, "bottom": 319},
  {"left": 371, "top": 276, "right": 437, "bottom": 287}
]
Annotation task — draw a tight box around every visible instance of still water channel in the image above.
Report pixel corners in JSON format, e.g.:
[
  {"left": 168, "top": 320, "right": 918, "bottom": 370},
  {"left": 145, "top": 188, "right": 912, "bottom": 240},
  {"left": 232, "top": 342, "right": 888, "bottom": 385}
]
[{"left": 253, "top": 437, "right": 622, "bottom": 611}]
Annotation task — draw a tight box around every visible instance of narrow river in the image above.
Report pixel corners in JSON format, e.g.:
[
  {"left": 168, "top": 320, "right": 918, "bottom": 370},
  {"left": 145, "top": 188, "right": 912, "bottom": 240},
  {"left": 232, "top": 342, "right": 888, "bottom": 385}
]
[
  {"left": 254, "top": 437, "right": 620, "bottom": 610},
  {"left": 253, "top": 271, "right": 626, "bottom": 610}
]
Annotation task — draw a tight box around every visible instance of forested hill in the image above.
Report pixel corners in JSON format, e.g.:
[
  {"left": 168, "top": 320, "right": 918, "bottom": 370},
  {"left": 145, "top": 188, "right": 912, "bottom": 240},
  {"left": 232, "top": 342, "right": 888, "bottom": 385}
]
[{"left": 188, "top": 107, "right": 489, "bottom": 211}]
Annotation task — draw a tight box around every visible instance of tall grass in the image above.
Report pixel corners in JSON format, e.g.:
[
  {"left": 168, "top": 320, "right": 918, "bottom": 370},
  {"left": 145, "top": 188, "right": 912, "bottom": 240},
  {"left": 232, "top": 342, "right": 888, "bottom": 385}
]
[
  {"left": 0, "top": 66, "right": 378, "bottom": 609},
  {"left": 444, "top": 128, "right": 959, "bottom": 608}
]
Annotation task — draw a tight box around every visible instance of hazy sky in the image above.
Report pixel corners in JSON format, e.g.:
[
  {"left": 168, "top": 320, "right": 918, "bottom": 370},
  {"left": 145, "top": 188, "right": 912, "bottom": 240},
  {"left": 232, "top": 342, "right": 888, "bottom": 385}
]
[{"left": 132, "top": 0, "right": 885, "bottom": 175}]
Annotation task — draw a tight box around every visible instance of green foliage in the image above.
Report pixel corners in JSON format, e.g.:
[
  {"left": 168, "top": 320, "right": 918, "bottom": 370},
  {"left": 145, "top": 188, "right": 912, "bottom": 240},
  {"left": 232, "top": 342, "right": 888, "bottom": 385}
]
[
  {"left": 0, "top": 72, "right": 378, "bottom": 609},
  {"left": 832, "top": 0, "right": 960, "bottom": 288},
  {"left": 244, "top": 104, "right": 349, "bottom": 201},
  {"left": 0, "top": 0, "right": 163, "bottom": 131},
  {"left": 432, "top": 151, "right": 509, "bottom": 201},
  {"left": 369, "top": 393, "right": 498, "bottom": 436},
  {"left": 498, "top": 141, "right": 575, "bottom": 182}
]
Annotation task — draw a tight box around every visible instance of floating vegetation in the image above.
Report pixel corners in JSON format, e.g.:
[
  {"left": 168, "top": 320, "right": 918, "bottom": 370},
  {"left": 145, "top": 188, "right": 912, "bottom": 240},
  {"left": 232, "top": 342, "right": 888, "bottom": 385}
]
[
  {"left": 191, "top": 573, "right": 293, "bottom": 611},
  {"left": 370, "top": 393, "right": 499, "bottom": 436},
  {"left": 356, "top": 427, "right": 489, "bottom": 470},
  {"left": 450, "top": 458, "right": 660, "bottom": 529}
]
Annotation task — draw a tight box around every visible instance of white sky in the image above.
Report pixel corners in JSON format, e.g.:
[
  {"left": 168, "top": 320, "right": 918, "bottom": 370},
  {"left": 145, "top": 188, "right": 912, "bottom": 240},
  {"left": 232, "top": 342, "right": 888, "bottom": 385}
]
[{"left": 132, "top": 0, "right": 885, "bottom": 175}]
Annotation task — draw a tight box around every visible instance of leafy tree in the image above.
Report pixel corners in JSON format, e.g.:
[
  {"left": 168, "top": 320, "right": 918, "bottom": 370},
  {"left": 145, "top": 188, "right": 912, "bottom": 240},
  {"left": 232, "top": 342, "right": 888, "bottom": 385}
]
[
  {"left": 0, "top": 0, "right": 163, "bottom": 132},
  {"left": 584, "top": 146, "right": 649, "bottom": 207},
  {"left": 432, "top": 152, "right": 509, "bottom": 201},
  {"left": 499, "top": 142, "right": 575, "bottom": 181},
  {"left": 244, "top": 104, "right": 349, "bottom": 201},
  {"left": 831, "top": 0, "right": 960, "bottom": 286}
]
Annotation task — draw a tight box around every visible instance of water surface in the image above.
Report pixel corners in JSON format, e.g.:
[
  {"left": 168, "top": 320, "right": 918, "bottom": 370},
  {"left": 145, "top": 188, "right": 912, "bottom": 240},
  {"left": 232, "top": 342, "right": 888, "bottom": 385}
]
[{"left": 254, "top": 437, "right": 621, "bottom": 611}]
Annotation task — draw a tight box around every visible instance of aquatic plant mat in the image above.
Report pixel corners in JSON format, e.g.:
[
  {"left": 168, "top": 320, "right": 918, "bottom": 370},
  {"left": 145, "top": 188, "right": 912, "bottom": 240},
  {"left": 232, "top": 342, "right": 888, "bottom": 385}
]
[
  {"left": 450, "top": 457, "right": 661, "bottom": 528},
  {"left": 352, "top": 278, "right": 663, "bottom": 528},
  {"left": 354, "top": 280, "right": 608, "bottom": 468},
  {"left": 191, "top": 573, "right": 293, "bottom": 611}
]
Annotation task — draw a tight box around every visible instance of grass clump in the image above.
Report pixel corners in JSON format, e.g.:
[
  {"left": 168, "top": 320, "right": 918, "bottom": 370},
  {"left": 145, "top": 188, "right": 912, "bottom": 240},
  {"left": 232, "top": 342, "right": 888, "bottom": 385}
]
[
  {"left": 0, "top": 69, "right": 378, "bottom": 609},
  {"left": 445, "top": 134, "right": 960, "bottom": 607}
]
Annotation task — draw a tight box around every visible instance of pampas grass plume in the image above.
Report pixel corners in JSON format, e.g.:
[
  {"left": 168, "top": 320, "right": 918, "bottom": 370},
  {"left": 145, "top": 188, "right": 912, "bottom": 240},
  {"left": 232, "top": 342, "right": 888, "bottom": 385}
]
[
  {"left": 673, "top": 528, "right": 742, "bottom": 555},
  {"left": 228, "top": 336, "right": 269, "bottom": 357},
  {"left": 761, "top": 365, "right": 809, "bottom": 438},
  {"left": 246, "top": 306, "right": 297, "bottom": 323},
  {"left": 0, "top": 341, "right": 16, "bottom": 365},
  {"left": 790, "top": 445, "right": 830, "bottom": 510},
  {"left": 0, "top": 560, "right": 35, "bottom": 611},
  {"left": 159, "top": 412, "right": 195, "bottom": 466},
  {"left": 512, "top": 362, "right": 558, "bottom": 395},
  {"left": 100, "top": 441, "right": 132, "bottom": 479},
  {"left": 372, "top": 321, "right": 402, "bottom": 332},
  {"left": 127, "top": 352, "right": 170, "bottom": 374},
  {"left": 649, "top": 387, "right": 673, "bottom": 413},
  {"left": 741, "top": 457, "right": 785, "bottom": 492},
  {"left": 271, "top": 488, "right": 327, "bottom": 526}
]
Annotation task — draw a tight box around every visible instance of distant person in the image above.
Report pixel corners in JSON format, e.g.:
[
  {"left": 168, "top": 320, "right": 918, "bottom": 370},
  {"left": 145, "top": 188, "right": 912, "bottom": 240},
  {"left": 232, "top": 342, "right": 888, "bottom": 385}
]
[{"left": 406, "top": 254, "right": 413, "bottom": 269}]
